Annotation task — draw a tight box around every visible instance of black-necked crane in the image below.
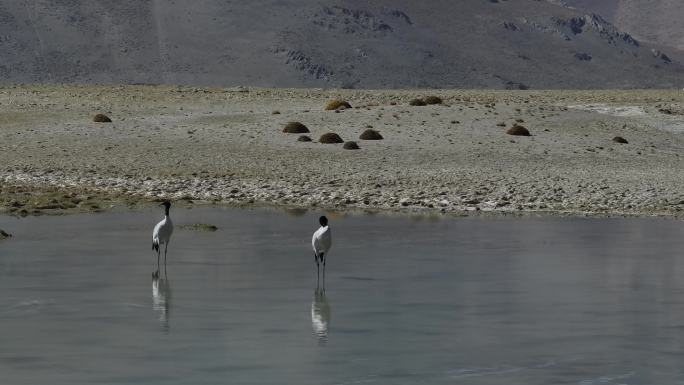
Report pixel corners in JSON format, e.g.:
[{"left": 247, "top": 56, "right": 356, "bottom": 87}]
[
  {"left": 312, "top": 215, "right": 332, "bottom": 284},
  {"left": 152, "top": 201, "right": 173, "bottom": 278}
]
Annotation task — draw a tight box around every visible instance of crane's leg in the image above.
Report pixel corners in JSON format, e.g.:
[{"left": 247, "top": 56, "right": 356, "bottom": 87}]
[
  {"left": 314, "top": 253, "right": 320, "bottom": 285},
  {"left": 155, "top": 247, "right": 160, "bottom": 278},
  {"left": 322, "top": 257, "right": 326, "bottom": 288},
  {"left": 164, "top": 243, "right": 169, "bottom": 275}
]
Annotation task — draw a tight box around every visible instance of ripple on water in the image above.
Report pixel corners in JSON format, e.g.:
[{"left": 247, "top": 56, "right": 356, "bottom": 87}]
[
  {"left": 579, "top": 371, "right": 635, "bottom": 385},
  {"left": 0, "top": 298, "right": 55, "bottom": 316},
  {"left": 446, "top": 360, "right": 558, "bottom": 379}
]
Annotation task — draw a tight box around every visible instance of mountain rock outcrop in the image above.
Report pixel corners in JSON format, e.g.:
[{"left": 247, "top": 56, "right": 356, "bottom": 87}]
[{"left": 0, "top": 0, "right": 681, "bottom": 88}]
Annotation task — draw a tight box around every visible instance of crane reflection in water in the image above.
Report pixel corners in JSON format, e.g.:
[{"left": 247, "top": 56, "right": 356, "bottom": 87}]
[
  {"left": 311, "top": 288, "right": 331, "bottom": 344},
  {"left": 152, "top": 276, "right": 171, "bottom": 332}
]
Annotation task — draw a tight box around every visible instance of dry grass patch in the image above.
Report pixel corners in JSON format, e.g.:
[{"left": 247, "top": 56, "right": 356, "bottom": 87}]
[{"left": 179, "top": 224, "right": 218, "bottom": 232}]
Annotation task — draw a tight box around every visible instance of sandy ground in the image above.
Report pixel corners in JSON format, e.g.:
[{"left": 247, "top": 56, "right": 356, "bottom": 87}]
[{"left": 0, "top": 85, "right": 683, "bottom": 218}]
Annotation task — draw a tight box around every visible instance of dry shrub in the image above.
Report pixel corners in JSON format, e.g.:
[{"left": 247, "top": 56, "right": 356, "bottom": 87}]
[
  {"left": 343, "top": 141, "right": 360, "bottom": 150},
  {"left": 325, "top": 100, "right": 352, "bottom": 111},
  {"left": 298, "top": 135, "right": 312, "bottom": 142},
  {"left": 283, "top": 122, "right": 310, "bottom": 133},
  {"left": 93, "top": 114, "right": 112, "bottom": 123},
  {"left": 612, "top": 136, "right": 628, "bottom": 144},
  {"left": 319, "top": 133, "right": 344, "bottom": 144},
  {"left": 359, "top": 129, "right": 383, "bottom": 140},
  {"left": 506, "top": 124, "right": 531, "bottom": 136},
  {"left": 424, "top": 96, "right": 443, "bottom": 105},
  {"left": 409, "top": 98, "right": 426, "bottom": 106}
]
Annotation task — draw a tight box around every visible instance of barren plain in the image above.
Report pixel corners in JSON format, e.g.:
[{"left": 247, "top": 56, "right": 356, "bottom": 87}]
[{"left": 0, "top": 85, "right": 682, "bottom": 218}]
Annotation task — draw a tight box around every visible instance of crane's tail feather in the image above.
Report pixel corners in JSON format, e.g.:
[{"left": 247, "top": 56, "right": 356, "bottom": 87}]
[{"left": 153, "top": 242, "right": 159, "bottom": 252}]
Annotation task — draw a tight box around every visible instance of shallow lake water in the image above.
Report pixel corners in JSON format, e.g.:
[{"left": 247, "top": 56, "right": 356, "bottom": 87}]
[{"left": 1, "top": 208, "right": 684, "bottom": 385}]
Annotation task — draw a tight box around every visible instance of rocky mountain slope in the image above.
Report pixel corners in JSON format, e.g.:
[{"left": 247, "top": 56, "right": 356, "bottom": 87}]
[
  {"left": 564, "top": 0, "right": 684, "bottom": 51},
  {"left": 0, "top": 0, "right": 681, "bottom": 89}
]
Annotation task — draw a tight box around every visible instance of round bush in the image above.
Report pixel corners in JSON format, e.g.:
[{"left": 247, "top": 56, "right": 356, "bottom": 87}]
[
  {"left": 343, "top": 141, "right": 360, "bottom": 150},
  {"left": 298, "top": 135, "right": 312, "bottom": 142},
  {"left": 283, "top": 122, "right": 310, "bottom": 133},
  {"left": 409, "top": 98, "right": 426, "bottom": 106},
  {"left": 319, "top": 133, "right": 344, "bottom": 144},
  {"left": 506, "top": 124, "right": 531, "bottom": 136},
  {"left": 93, "top": 114, "right": 112, "bottom": 123},
  {"left": 359, "top": 129, "right": 383, "bottom": 140},
  {"left": 612, "top": 136, "right": 628, "bottom": 144}
]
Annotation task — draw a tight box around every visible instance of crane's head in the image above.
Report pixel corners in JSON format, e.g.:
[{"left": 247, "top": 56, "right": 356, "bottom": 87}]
[{"left": 319, "top": 216, "right": 328, "bottom": 227}]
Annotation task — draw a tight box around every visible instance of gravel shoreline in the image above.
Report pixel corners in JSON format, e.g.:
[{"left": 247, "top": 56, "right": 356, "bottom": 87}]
[{"left": 0, "top": 85, "right": 682, "bottom": 218}]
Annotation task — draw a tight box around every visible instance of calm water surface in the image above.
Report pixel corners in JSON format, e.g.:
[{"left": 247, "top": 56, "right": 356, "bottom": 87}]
[{"left": 1, "top": 208, "right": 684, "bottom": 385}]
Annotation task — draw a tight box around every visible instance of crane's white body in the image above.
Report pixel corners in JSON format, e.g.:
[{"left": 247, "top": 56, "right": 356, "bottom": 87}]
[
  {"left": 152, "top": 216, "right": 173, "bottom": 249},
  {"left": 312, "top": 225, "right": 331, "bottom": 260}
]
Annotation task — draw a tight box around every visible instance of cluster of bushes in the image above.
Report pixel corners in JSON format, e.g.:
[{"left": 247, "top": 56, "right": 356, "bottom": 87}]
[{"left": 282, "top": 121, "right": 385, "bottom": 150}]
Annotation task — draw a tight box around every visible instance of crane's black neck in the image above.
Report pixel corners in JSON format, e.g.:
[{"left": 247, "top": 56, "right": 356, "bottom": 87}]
[{"left": 164, "top": 206, "right": 170, "bottom": 216}]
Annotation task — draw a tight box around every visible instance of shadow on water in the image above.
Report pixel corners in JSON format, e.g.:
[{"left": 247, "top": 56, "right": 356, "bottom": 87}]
[
  {"left": 152, "top": 276, "right": 171, "bottom": 333},
  {"left": 311, "top": 288, "right": 331, "bottom": 345}
]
